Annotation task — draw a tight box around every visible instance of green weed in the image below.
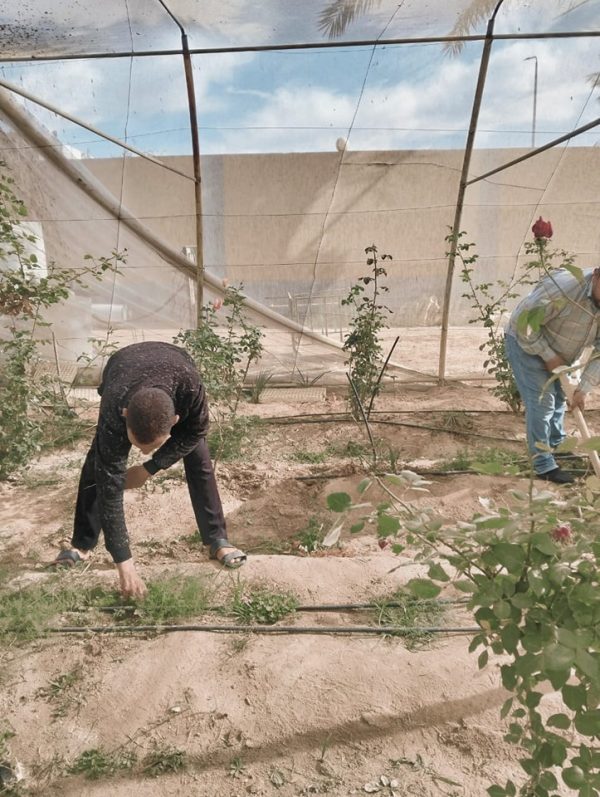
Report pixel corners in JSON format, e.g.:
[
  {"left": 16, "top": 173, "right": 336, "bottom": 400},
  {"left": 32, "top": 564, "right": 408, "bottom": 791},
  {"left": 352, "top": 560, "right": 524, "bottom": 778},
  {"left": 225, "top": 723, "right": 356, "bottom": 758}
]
[
  {"left": 208, "top": 416, "right": 257, "bottom": 461},
  {"left": 37, "top": 669, "right": 82, "bottom": 718},
  {"left": 437, "top": 447, "right": 522, "bottom": 473},
  {"left": 289, "top": 449, "right": 327, "bottom": 464},
  {"left": 231, "top": 584, "right": 298, "bottom": 625},
  {"left": 228, "top": 756, "right": 246, "bottom": 778},
  {"left": 0, "top": 581, "right": 115, "bottom": 644},
  {"left": 68, "top": 748, "right": 136, "bottom": 780},
  {"left": 439, "top": 411, "right": 475, "bottom": 434},
  {"left": 137, "top": 575, "right": 216, "bottom": 624},
  {"left": 373, "top": 590, "right": 444, "bottom": 650},
  {"left": 294, "top": 517, "right": 324, "bottom": 553},
  {"left": 249, "top": 370, "right": 273, "bottom": 403},
  {"left": 141, "top": 746, "right": 186, "bottom": 777}
]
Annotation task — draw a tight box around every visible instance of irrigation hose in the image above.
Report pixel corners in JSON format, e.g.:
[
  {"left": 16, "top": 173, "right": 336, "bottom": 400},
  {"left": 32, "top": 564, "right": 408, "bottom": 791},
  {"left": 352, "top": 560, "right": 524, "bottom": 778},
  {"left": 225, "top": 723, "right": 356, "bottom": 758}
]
[
  {"left": 49, "top": 623, "right": 480, "bottom": 636},
  {"left": 93, "top": 598, "right": 469, "bottom": 614}
]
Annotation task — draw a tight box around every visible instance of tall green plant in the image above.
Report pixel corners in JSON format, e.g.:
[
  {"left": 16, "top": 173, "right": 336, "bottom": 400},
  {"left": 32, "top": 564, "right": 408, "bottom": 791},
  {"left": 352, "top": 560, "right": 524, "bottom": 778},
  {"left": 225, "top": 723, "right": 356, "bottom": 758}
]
[
  {"left": 175, "top": 283, "right": 263, "bottom": 412},
  {"left": 342, "top": 244, "right": 392, "bottom": 416},
  {"left": 0, "top": 160, "right": 122, "bottom": 479},
  {"left": 454, "top": 229, "right": 569, "bottom": 413},
  {"left": 174, "top": 283, "right": 263, "bottom": 462}
]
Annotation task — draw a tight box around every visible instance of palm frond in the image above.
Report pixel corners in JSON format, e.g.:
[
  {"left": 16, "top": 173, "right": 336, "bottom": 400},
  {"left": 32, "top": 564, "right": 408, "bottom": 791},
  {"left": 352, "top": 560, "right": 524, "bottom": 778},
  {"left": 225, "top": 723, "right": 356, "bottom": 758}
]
[
  {"left": 318, "top": 0, "right": 383, "bottom": 40},
  {"left": 444, "top": 0, "right": 503, "bottom": 55}
]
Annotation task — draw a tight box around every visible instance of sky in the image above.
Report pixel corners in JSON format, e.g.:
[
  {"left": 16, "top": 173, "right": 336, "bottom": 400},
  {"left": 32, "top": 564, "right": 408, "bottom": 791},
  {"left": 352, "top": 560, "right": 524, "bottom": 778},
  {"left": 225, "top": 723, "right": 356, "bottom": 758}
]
[{"left": 0, "top": 0, "right": 599, "bottom": 158}]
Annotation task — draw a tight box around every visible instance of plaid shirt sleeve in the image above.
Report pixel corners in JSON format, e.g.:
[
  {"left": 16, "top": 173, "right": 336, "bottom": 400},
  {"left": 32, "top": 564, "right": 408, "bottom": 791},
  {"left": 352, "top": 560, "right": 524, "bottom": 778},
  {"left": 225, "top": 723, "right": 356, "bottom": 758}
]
[{"left": 510, "top": 280, "right": 565, "bottom": 362}]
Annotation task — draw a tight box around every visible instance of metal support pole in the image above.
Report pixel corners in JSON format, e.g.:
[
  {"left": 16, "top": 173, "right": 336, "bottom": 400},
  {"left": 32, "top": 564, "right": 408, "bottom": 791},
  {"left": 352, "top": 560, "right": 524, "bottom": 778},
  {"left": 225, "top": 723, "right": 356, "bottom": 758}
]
[
  {"left": 181, "top": 34, "right": 205, "bottom": 325},
  {"left": 156, "top": 0, "right": 205, "bottom": 325},
  {"left": 438, "top": 2, "right": 505, "bottom": 384},
  {"left": 524, "top": 56, "right": 538, "bottom": 148}
]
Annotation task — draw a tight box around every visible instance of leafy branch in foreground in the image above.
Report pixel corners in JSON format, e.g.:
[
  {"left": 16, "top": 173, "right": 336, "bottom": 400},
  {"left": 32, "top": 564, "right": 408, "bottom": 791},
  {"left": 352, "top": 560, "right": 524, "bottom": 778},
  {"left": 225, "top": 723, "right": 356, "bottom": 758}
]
[
  {"left": 327, "top": 451, "right": 600, "bottom": 796},
  {"left": 0, "top": 159, "right": 123, "bottom": 478}
]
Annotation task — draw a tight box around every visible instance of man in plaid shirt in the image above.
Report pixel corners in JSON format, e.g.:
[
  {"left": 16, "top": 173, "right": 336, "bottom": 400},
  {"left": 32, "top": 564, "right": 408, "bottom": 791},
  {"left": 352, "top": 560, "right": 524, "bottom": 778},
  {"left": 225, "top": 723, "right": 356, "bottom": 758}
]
[{"left": 505, "top": 266, "right": 600, "bottom": 483}]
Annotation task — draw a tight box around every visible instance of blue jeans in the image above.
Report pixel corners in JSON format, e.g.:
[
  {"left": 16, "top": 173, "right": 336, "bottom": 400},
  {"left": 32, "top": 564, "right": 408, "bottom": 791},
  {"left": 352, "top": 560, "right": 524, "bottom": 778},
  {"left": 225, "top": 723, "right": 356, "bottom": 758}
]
[{"left": 505, "top": 334, "right": 566, "bottom": 474}]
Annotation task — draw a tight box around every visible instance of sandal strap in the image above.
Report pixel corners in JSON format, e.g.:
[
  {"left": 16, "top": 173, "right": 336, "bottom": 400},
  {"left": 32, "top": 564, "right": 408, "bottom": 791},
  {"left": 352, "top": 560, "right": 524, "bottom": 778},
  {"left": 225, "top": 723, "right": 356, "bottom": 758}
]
[{"left": 209, "top": 538, "right": 232, "bottom": 556}]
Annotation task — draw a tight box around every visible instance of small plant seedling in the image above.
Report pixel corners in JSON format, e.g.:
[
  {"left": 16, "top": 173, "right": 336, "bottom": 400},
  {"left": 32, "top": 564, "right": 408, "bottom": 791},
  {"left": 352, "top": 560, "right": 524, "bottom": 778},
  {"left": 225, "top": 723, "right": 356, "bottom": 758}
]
[
  {"left": 439, "top": 411, "right": 475, "bottom": 434},
  {"left": 289, "top": 449, "right": 327, "bottom": 464},
  {"left": 292, "top": 368, "right": 328, "bottom": 387},
  {"left": 231, "top": 584, "right": 298, "bottom": 625},
  {"left": 37, "top": 669, "right": 82, "bottom": 718},
  {"left": 228, "top": 756, "right": 245, "bottom": 778},
  {"left": 68, "top": 748, "right": 136, "bottom": 780},
  {"left": 207, "top": 416, "right": 257, "bottom": 462},
  {"left": 269, "top": 766, "right": 287, "bottom": 787},
  {"left": 141, "top": 746, "right": 186, "bottom": 777},
  {"left": 294, "top": 517, "right": 324, "bottom": 553},
  {"left": 249, "top": 370, "right": 273, "bottom": 403},
  {"left": 226, "top": 635, "right": 251, "bottom": 656}
]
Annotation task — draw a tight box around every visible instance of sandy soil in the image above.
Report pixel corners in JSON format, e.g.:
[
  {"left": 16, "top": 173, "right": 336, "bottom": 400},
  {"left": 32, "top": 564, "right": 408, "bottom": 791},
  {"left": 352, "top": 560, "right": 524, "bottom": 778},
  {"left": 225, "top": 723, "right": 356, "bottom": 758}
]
[{"left": 1, "top": 381, "right": 596, "bottom": 796}]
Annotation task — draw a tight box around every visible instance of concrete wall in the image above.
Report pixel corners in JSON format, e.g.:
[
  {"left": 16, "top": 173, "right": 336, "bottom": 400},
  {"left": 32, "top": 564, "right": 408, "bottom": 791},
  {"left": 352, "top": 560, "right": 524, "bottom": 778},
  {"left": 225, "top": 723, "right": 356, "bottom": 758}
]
[{"left": 84, "top": 148, "right": 600, "bottom": 326}]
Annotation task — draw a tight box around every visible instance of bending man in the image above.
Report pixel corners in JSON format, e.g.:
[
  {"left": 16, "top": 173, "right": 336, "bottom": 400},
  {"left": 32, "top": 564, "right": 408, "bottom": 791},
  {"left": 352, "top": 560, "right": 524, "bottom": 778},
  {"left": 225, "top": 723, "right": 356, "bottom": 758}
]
[
  {"left": 53, "top": 341, "right": 245, "bottom": 597},
  {"left": 506, "top": 267, "right": 600, "bottom": 484}
]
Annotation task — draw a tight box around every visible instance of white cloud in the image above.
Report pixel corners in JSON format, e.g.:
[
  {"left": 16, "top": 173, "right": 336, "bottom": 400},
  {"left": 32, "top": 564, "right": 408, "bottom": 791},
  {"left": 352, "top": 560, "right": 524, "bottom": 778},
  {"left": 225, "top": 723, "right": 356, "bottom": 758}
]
[{"left": 205, "top": 34, "right": 599, "bottom": 154}]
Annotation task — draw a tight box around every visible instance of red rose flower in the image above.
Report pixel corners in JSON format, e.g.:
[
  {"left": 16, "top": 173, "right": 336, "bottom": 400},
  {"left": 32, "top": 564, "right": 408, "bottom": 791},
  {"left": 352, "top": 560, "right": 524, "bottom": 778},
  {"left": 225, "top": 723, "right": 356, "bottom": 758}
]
[
  {"left": 551, "top": 523, "right": 572, "bottom": 544},
  {"left": 532, "top": 217, "right": 553, "bottom": 239}
]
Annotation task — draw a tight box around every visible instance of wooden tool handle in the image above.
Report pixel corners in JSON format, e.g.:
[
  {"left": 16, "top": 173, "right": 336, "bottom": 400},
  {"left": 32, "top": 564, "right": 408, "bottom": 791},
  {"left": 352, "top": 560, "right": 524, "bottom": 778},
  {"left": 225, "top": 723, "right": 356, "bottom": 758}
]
[{"left": 558, "top": 373, "right": 600, "bottom": 478}]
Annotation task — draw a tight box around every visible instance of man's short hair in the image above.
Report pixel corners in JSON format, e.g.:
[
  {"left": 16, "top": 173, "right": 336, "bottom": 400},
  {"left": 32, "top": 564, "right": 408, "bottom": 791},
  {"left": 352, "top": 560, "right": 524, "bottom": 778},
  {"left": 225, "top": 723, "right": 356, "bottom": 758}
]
[{"left": 126, "top": 388, "right": 175, "bottom": 443}]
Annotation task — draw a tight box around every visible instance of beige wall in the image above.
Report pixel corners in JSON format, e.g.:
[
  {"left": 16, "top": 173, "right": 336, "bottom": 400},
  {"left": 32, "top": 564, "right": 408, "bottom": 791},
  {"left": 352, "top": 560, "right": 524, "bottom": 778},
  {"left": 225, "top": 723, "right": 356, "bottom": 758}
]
[{"left": 85, "top": 148, "right": 600, "bottom": 326}]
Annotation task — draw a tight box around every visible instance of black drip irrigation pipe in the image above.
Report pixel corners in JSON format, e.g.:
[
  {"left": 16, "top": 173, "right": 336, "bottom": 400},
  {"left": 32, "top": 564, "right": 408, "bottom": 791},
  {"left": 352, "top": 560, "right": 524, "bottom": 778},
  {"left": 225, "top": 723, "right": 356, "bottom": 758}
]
[
  {"left": 294, "top": 469, "right": 498, "bottom": 481},
  {"left": 259, "top": 414, "right": 521, "bottom": 444},
  {"left": 93, "top": 598, "right": 469, "bottom": 614},
  {"left": 49, "top": 624, "right": 480, "bottom": 636}
]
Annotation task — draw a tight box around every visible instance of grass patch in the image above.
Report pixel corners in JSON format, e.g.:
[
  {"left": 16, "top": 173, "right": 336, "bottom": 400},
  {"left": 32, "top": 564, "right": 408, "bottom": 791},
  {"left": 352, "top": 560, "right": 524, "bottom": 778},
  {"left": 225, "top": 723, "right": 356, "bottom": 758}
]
[
  {"left": 0, "top": 575, "right": 218, "bottom": 642},
  {"left": 231, "top": 583, "right": 298, "bottom": 625},
  {"left": 373, "top": 590, "right": 445, "bottom": 650},
  {"left": 68, "top": 748, "right": 136, "bottom": 780},
  {"left": 0, "top": 581, "right": 115, "bottom": 644},
  {"left": 438, "top": 411, "right": 475, "bottom": 433},
  {"left": 326, "top": 439, "right": 370, "bottom": 459},
  {"left": 40, "top": 413, "right": 93, "bottom": 452},
  {"left": 36, "top": 669, "right": 82, "bottom": 719},
  {"left": 245, "top": 538, "right": 292, "bottom": 555},
  {"left": 288, "top": 449, "right": 327, "bottom": 464},
  {"left": 437, "top": 446, "right": 522, "bottom": 473},
  {"left": 135, "top": 574, "right": 217, "bottom": 624},
  {"left": 141, "top": 746, "right": 186, "bottom": 777}
]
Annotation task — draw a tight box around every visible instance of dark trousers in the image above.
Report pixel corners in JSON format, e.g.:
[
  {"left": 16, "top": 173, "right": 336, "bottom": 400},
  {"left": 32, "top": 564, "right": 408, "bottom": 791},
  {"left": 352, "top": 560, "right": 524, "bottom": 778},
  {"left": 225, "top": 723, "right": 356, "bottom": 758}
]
[{"left": 72, "top": 437, "right": 228, "bottom": 553}]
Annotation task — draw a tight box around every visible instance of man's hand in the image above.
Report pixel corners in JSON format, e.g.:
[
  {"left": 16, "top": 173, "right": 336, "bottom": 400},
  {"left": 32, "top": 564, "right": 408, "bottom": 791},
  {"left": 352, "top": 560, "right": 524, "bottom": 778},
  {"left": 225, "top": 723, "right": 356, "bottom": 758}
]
[
  {"left": 570, "top": 389, "right": 586, "bottom": 411},
  {"left": 125, "top": 464, "right": 151, "bottom": 490},
  {"left": 116, "top": 559, "right": 147, "bottom": 599},
  {"left": 544, "top": 355, "right": 566, "bottom": 372}
]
